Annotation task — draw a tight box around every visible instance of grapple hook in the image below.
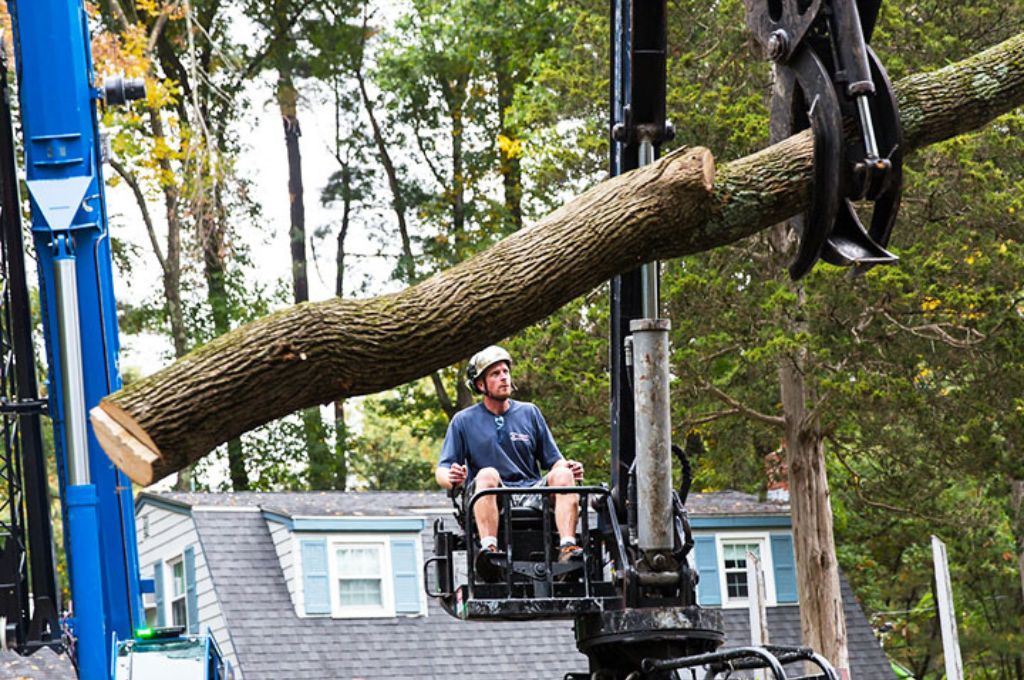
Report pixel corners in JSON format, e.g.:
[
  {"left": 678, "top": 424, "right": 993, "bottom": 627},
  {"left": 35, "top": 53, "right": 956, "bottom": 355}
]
[{"left": 769, "top": 48, "right": 842, "bottom": 280}]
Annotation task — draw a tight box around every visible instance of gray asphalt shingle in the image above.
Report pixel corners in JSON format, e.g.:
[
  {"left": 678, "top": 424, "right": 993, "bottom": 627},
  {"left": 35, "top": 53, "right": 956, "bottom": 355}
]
[{"left": 0, "top": 649, "right": 74, "bottom": 679}]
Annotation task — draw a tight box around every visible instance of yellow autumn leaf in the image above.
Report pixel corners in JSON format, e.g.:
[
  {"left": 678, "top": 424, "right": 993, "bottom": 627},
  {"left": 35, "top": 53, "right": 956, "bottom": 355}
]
[
  {"left": 920, "top": 297, "right": 941, "bottom": 311},
  {"left": 999, "top": 242, "right": 1009, "bottom": 255},
  {"left": 497, "top": 133, "right": 523, "bottom": 159}
]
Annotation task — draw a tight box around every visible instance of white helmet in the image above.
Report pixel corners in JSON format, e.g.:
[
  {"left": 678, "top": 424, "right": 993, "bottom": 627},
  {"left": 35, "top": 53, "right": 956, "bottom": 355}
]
[{"left": 465, "top": 346, "right": 512, "bottom": 394}]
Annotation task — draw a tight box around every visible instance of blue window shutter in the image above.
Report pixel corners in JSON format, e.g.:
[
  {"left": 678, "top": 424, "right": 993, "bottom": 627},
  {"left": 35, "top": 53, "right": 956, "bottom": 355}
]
[
  {"left": 184, "top": 546, "right": 199, "bottom": 633},
  {"left": 693, "top": 536, "right": 721, "bottom": 606},
  {"left": 771, "top": 533, "right": 798, "bottom": 603},
  {"left": 390, "top": 539, "right": 421, "bottom": 614},
  {"left": 153, "top": 561, "right": 165, "bottom": 626},
  {"left": 301, "top": 539, "right": 330, "bottom": 615}
]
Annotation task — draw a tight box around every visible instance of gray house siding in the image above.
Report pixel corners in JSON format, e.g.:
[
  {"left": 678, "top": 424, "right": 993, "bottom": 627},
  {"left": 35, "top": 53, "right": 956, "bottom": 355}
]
[
  {"left": 135, "top": 501, "right": 242, "bottom": 676},
  {"left": 267, "top": 517, "right": 298, "bottom": 615}
]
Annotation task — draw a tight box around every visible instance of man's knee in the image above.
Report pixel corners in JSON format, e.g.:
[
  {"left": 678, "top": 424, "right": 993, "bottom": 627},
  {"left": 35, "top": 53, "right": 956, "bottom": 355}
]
[
  {"left": 476, "top": 467, "right": 501, "bottom": 488},
  {"left": 548, "top": 465, "right": 574, "bottom": 487}
]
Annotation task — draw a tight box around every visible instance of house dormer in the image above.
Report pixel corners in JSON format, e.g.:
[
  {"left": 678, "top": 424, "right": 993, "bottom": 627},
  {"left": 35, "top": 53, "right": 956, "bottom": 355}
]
[
  {"left": 261, "top": 509, "right": 427, "bottom": 618},
  {"left": 682, "top": 490, "right": 797, "bottom": 609}
]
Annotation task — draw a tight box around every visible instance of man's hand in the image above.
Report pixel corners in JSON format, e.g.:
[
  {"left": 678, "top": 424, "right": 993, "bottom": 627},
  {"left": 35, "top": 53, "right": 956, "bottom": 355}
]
[
  {"left": 568, "top": 460, "right": 584, "bottom": 481},
  {"left": 448, "top": 463, "right": 467, "bottom": 488}
]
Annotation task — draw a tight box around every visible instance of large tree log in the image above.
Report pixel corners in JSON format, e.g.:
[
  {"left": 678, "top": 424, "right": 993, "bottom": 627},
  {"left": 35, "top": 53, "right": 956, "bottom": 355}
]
[{"left": 93, "top": 32, "right": 1024, "bottom": 485}]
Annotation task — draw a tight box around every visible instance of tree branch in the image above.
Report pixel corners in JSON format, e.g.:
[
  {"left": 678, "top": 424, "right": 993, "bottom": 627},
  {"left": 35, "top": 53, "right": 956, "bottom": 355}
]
[
  {"left": 703, "top": 383, "right": 785, "bottom": 428},
  {"left": 881, "top": 310, "right": 986, "bottom": 348},
  {"left": 685, "top": 408, "right": 741, "bottom": 426},
  {"left": 93, "top": 32, "right": 1024, "bottom": 484},
  {"left": 108, "top": 156, "right": 167, "bottom": 273}
]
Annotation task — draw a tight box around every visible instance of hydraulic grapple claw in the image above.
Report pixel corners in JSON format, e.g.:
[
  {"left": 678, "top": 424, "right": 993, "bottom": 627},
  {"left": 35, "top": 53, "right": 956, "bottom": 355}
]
[
  {"left": 750, "top": 0, "right": 904, "bottom": 279},
  {"left": 769, "top": 48, "right": 843, "bottom": 280}
]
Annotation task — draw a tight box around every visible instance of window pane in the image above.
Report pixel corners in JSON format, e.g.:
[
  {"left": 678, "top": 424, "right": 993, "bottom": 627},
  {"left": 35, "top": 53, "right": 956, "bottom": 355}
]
[
  {"left": 172, "top": 598, "right": 187, "bottom": 627},
  {"left": 722, "top": 542, "right": 761, "bottom": 601},
  {"left": 339, "top": 578, "right": 383, "bottom": 606},
  {"left": 723, "top": 543, "right": 759, "bottom": 563},
  {"left": 336, "top": 546, "right": 381, "bottom": 578},
  {"left": 172, "top": 561, "right": 185, "bottom": 597},
  {"left": 726, "top": 572, "right": 748, "bottom": 598}
]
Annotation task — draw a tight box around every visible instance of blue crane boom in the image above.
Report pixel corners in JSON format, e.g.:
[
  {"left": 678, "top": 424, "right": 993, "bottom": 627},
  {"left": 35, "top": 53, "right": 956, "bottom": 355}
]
[
  {"left": 0, "top": 2, "right": 232, "bottom": 677},
  {"left": 6, "top": 0, "right": 145, "bottom": 675}
]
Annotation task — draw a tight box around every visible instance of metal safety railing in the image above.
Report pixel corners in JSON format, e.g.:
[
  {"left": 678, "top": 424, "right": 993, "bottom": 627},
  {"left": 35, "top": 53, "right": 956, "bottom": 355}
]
[
  {"left": 464, "top": 485, "right": 611, "bottom": 600},
  {"left": 641, "top": 644, "right": 840, "bottom": 679}
]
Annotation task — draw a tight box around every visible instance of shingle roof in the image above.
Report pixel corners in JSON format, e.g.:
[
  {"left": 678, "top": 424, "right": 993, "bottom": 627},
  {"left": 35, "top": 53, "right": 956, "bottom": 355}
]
[
  {"left": 0, "top": 649, "right": 74, "bottom": 679},
  {"left": 193, "top": 507, "right": 584, "bottom": 680},
  {"left": 173, "top": 490, "right": 891, "bottom": 679},
  {"left": 147, "top": 489, "right": 788, "bottom": 518}
]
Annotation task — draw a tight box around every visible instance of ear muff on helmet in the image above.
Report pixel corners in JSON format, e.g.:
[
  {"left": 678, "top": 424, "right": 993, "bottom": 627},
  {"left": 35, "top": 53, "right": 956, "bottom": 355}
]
[{"left": 465, "top": 346, "right": 512, "bottom": 395}]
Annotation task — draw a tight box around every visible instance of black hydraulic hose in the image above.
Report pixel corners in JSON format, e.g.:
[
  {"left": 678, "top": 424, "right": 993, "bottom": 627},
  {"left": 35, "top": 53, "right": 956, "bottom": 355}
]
[
  {"left": 642, "top": 646, "right": 788, "bottom": 679},
  {"left": 671, "top": 443, "right": 692, "bottom": 505}
]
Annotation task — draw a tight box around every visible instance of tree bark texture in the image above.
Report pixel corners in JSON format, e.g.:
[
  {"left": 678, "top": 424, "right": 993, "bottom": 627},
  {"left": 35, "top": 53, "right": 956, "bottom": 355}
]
[
  {"left": 780, "top": 349, "right": 849, "bottom": 673},
  {"left": 92, "top": 33, "right": 1024, "bottom": 486}
]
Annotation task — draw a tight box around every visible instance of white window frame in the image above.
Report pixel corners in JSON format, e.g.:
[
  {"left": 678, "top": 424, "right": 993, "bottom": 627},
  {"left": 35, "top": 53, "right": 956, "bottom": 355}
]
[
  {"left": 168, "top": 556, "right": 189, "bottom": 628},
  {"left": 715, "top": 533, "right": 776, "bottom": 608},
  {"left": 327, "top": 534, "right": 396, "bottom": 619}
]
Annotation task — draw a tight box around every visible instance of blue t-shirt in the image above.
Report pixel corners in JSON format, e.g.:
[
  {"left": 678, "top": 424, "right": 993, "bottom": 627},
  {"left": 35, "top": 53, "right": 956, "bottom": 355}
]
[{"left": 438, "top": 400, "right": 562, "bottom": 487}]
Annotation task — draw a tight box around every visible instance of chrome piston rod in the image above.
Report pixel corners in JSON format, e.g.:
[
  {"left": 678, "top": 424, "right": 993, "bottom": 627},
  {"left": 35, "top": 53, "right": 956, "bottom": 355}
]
[
  {"left": 638, "top": 140, "right": 659, "bottom": 318},
  {"left": 54, "top": 240, "right": 90, "bottom": 485}
]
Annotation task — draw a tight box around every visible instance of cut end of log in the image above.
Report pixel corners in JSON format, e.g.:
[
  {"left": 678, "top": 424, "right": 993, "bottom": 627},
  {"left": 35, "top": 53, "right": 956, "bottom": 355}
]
[
  {"left": 695, "top": 147, "right": 716, "bottom": 192},
  {"left": 91, "top": 404, "right": 160, "bottom": 486}
]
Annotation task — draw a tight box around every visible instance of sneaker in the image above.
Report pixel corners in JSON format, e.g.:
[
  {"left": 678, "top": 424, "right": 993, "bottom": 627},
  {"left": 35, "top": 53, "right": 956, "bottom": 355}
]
[
  {"left": 474, "top": 545, "right": 502, "bottom": 583},
  {"left": 557, "top": 544, "right": 584, "bottom": 564}
]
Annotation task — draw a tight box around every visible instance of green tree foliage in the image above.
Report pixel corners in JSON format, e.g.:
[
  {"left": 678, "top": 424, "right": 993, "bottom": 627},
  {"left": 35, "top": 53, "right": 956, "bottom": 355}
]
[{"left": 348, "top": 396, "right": 438, "bottom": 491}]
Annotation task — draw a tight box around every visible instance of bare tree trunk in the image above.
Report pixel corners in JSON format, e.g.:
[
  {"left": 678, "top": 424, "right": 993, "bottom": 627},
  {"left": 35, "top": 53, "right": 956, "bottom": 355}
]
[
  {"left": 765, "top": 181, "right": 848, "bottom": 669},
  {"left": 279, "top": 69, "right": 309, "bottom": 304},
  {"left": 277, "top": 66, "right": 332, "bottom": 489},
  {"left": 200, "top": 174, "right": 250, "bottom": 491},
  {"left": 91, "top": 32, "right": 1024, "bottom": 486},
  {"left": 779, "top": 342, "right": 849, "bottom": 673},
  {"left": 496, "top": 58, "right": 523, "bottom": 232},
  {"left": 149, "top": 110, "right": 188, "bottom": 358},
  {"left": 332, "top": 168, "right": 351, "bottom": 490},
  {"left": 354, "top": 62, "right": 413, "bottom": 282}
]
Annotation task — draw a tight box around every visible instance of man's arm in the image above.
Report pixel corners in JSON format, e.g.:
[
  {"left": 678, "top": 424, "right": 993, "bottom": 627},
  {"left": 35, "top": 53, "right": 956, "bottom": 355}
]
[
  {"left": 437, "top": 415, "right": 468, "bottom": 489},
  {"left": 531, "top": 405, "right": 583, "bottom": 480},
  {"left": 435, "top": 463, "right": 467, "bottom": 489},
  {"left": 550, "top": 458, "right": 584, "bottom": 481}
]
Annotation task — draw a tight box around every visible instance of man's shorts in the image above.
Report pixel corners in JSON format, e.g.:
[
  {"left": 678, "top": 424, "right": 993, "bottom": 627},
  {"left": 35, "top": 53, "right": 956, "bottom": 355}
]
[{"left": 465, "top": 474, "right": 550, "bottom": 513}]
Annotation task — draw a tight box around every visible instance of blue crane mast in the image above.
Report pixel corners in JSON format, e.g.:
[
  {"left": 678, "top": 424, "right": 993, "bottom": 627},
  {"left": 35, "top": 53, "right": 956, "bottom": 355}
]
[{"left": 7, "top": 0, "right": 144, "bottom": 674}]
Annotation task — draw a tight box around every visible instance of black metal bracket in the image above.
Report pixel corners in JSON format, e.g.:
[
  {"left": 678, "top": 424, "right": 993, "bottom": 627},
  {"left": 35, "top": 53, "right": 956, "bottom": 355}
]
[
  {"left": 641, "top": 643, "right": 840, "bottom": 679},
  {"left": 0, "top": 398, "right": 48, "bottom": 416}
]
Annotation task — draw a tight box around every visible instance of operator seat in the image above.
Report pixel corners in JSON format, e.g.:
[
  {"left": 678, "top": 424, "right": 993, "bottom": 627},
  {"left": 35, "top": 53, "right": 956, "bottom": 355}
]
[{"left": 427, "top": 483, "right": 619, "bottom": 620}]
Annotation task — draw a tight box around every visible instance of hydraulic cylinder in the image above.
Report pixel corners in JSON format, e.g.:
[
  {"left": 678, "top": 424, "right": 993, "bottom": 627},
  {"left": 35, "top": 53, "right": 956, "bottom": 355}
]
[{"left": 630, "top": 318, "right": 673, "bottom": 554}]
